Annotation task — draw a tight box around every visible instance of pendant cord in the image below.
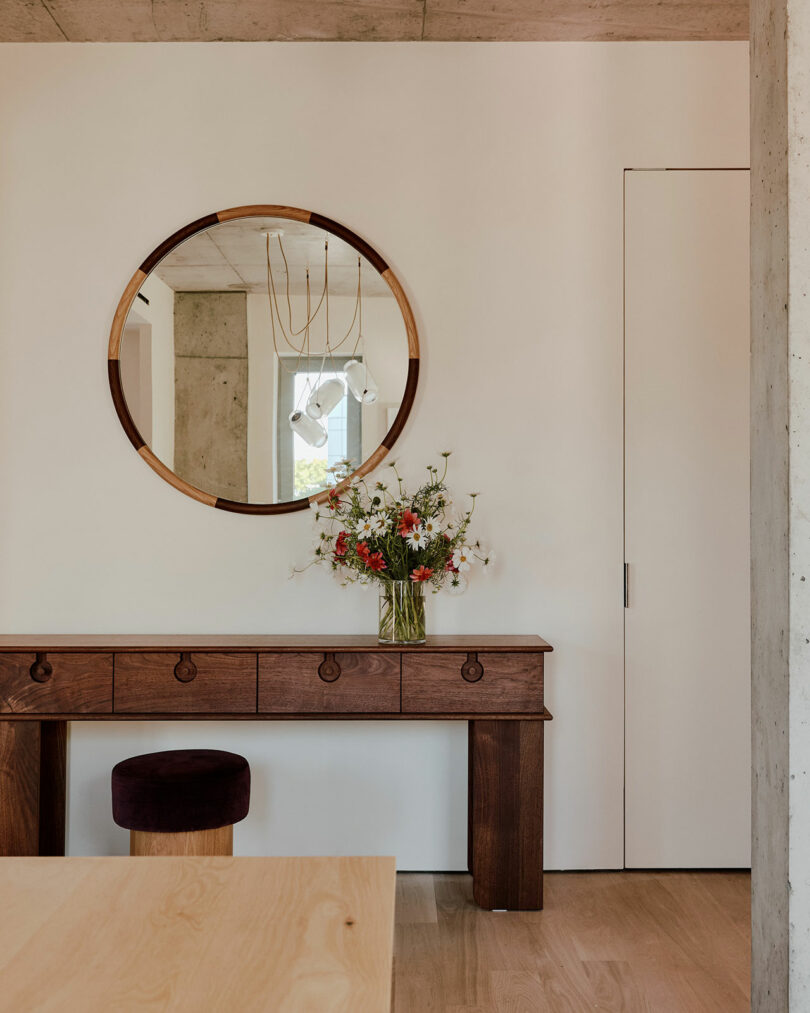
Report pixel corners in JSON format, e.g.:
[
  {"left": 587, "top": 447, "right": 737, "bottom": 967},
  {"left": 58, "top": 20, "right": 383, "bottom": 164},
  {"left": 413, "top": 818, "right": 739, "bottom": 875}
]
[
  {"left": 278, "top": 235, "right": 327, "bottom": 336},
  {"left": 266, "top": 234, "right": 309, "bottom": 379},
  {"left": 265, "top": 235, "right": 365, "bottom": 385}
]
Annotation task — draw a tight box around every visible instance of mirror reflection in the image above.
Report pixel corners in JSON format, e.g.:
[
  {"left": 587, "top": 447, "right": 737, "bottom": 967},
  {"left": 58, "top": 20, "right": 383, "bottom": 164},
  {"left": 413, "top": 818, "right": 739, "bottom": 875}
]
[{"left": 120, "top": 216, "right": 409, "bottom": 504}]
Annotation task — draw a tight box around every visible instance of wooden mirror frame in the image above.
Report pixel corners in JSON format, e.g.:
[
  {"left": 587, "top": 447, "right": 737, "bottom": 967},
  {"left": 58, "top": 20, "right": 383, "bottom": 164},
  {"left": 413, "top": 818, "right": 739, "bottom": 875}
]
[{"left": 108, "top": 205, "right": 420, "bottom": 514}]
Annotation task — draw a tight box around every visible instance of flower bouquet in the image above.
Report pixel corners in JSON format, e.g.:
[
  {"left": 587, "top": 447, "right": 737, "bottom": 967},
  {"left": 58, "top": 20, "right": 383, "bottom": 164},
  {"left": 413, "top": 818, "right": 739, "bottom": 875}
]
[{"left": 305, "top": 453, "right": 494, "bottom": 644}]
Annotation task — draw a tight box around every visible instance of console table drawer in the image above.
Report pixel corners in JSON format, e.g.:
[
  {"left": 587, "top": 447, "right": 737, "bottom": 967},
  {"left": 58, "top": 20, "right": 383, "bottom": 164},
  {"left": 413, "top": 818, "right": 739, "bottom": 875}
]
[
  {"left": 114, "top": 653, "right": 256, "bottom": 713},
  {"left": 0, "top": 653, "right": 113, "bottom": 713},
  {"left": 258, "top": 652, "right": 400, "bottom": 713},
  {"left": 402, "top": 653, "right": 543, "bottom": 713}
]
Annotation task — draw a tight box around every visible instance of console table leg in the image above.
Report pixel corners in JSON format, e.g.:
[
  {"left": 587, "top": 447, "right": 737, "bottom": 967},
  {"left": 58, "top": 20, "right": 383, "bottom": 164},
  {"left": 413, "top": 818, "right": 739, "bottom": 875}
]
[
  {"left": 467, "top": 722, "right": 475, "bottom": 875},
  {"left": 0, "top": 721, "right": 67, "bottom": 856},
  {"left": 0, "top": 721, "right": 40, "bottom": 855},
  {"left": 468, "top": 719, "right": 544, "bottom": 911}
]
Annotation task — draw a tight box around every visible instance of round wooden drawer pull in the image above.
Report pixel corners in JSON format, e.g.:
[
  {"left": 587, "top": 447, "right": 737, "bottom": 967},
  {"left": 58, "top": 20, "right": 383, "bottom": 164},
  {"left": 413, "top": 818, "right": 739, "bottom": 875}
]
[
  {"left": 461, "top": 653, "right": 484, "bottom": 683},
  {"left": 318, "top": 653, "right": 341, "bottom": 683},
  {"left": 174, "top": 653, "right": 198, "bottom": 683},
  {"left": 30, "top": 653, "right": 53, "bottom": 683}
]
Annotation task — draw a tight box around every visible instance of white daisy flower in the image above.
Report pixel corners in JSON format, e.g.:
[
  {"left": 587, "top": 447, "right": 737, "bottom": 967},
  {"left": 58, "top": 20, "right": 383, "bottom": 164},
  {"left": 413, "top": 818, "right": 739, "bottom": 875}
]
[
  {"left": 406, "top": 525, "right": 428, "bottom": 551},
  {"left": 369, "top": 513, "right": 387, "bottom": 534},
  {"left": 479, "top": 549, "right": 496, "bottom": 575},
  {"left": 452, "top": 546, "right": 474, "bottom": 572},
  {"left": 421, "top": 516, "right": 440, "bottom": 540},
  {"left": 356, "top": 517, "right": 377, "bottom": 538},
  {"left": 447, "top": 573, "right": 468, "bottom": 595}
]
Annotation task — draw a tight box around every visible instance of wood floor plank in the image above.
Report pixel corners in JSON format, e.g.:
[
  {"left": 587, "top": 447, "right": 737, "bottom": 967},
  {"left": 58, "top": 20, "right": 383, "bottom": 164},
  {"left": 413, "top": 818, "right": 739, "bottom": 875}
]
[
  {"left": 655, "top": 873, "right": 750, "bottom": 997},
  {"left": 527, "top": 941, "right": 599, "bottom": 1008},
  {"left": 583, "top": 960, "right": 650, "bottom": 1012},
  {"left": 633, "top": 958, "right": 749, "bottom": 1013},
  {"left": 677, "top": 871, "right": 752, "bottom": 937},
  {"left": 394, "top": 871, "right": 750, "bottom": 1011},
  {"left": 396, "top": 873, "right": 439, "bottom": 924},
  {"left": 489, "top": 971, "right": 545, "bottom": 1012},
  {"left": 432, "top": 875, "right": 490, "bottom": 1008},
  {"left": 393, "top": 924, "right": 445, "bottom": 1012},
  {"left": 624, "top": 874, "right": 748, "bottom": 986}
]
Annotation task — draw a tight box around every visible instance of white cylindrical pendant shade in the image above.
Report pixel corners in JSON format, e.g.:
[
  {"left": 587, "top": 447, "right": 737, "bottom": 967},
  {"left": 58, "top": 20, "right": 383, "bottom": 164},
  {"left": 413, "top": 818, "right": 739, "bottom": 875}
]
[
  {"left": 289, "top": 410, "right": 327, "bottom": 447},
  {"left": 305, "top": 378, "right": 345, "bottom": 419},
  {"left": 344, "top": 360, "right": 379, "bottom": 404}
]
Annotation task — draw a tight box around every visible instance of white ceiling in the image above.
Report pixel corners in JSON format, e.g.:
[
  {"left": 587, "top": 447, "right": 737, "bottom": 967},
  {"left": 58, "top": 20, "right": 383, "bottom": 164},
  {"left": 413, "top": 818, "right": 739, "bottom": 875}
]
[{"left": 154, "top": 217, "right": 391, "bottom": 298}]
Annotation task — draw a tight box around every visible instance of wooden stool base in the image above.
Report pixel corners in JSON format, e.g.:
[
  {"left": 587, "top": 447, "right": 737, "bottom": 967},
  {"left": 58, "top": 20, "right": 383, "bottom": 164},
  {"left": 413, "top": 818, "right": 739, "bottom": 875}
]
[{"left": 130, "top": 824, "right": 233, "bottom": 857}]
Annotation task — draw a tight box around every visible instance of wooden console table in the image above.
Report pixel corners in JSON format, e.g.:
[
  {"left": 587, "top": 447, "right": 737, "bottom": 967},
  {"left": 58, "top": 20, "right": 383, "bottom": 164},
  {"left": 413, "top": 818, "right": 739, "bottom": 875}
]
[{"left": 0, "top": 634, "right": 552, "bottom": 910}]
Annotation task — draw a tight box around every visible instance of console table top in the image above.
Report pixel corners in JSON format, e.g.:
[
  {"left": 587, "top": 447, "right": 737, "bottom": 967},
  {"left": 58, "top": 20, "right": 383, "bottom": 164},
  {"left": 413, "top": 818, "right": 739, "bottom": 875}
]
[{"left": 0, "top": 634, "right": 552, "bottom": 653}]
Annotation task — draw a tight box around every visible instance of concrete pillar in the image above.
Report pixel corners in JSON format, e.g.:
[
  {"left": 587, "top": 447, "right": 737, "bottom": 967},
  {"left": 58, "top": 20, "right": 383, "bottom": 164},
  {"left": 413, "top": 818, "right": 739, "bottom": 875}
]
[
  {"left": 173, "top": 291, "right": 248, "bottom": 502},
  {"left": 751, "top": 0, "right": 810, "bottom": 1007}
]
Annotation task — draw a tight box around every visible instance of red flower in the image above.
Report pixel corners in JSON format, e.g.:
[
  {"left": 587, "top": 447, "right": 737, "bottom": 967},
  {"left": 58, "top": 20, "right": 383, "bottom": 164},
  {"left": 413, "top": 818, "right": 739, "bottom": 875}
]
[
  {"left": 356, "top": 541, "right": 371, "bottom": 560},
  {"left": 327, "top": 487, "right": 341, "bottom": 510},
  {"left": 445, "top": 559, "right": 458, "bottom": 572},
  {"left": 410, "top": 566, "right": 434, "bottom": 582},
  {"left": 398, "top": 509, "right": 419, "bottom": 536},
  {"left": 366, "top": 551, "right": 387, "bottom": 572},
  {"left": 334, "top": 531, "right": 349, "bottom": 558}
]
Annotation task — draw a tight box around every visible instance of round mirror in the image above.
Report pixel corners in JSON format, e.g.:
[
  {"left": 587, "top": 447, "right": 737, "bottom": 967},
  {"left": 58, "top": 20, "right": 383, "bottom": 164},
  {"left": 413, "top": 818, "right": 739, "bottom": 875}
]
[{"left": 108, "top": 206, "right": 419, "bottom": 514}]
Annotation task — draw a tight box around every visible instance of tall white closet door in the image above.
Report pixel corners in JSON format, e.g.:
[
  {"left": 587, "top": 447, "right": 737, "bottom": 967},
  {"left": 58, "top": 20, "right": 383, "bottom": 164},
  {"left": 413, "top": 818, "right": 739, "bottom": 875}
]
[{"left": 624, "top": 169, "right": 750, "bottom": 868}]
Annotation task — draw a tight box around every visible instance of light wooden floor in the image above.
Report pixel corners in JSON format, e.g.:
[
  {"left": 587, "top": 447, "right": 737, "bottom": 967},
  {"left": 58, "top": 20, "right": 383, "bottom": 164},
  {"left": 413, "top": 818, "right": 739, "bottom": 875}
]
[{"left": 393, "top": 871, "right": 750, "bottom": 1012}]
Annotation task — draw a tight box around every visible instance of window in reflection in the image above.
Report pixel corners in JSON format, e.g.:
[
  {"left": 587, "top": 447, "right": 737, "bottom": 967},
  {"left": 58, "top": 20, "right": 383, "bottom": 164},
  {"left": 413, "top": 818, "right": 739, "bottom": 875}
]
[{"left": 277, "top": 357, "right": 362, "bottom": 501}]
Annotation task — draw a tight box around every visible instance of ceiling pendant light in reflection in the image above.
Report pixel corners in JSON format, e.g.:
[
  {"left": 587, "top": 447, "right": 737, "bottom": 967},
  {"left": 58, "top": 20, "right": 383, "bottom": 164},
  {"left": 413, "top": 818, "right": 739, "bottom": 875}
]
[
  {"left": 344, "top": 359, "right": 379, "bottom": 404},
  {"left": 305, "top": 377, "right": 345, "bottom": 420},
  {"left": 289, "top": 409, "right": 327, "bottom": 448},
  {"left": 266, "top": 235, "right": 373, "bottom": 449}
]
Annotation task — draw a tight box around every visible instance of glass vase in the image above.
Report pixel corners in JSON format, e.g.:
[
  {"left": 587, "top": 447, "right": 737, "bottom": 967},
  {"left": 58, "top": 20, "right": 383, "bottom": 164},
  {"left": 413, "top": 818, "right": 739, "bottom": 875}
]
[{"left": 378, "top": 581, "right": 426, "bottom": 645}]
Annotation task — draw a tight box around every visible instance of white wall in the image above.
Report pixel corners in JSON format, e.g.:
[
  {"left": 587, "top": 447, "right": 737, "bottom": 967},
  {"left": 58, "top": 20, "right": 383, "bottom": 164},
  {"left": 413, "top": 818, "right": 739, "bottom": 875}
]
[{"left": 0, "top": 42, "right": 748, "bottom": 868}]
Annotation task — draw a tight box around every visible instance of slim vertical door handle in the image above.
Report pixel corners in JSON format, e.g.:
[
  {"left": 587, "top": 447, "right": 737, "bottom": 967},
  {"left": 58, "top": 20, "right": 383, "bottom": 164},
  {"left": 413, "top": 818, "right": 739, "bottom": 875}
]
[{"left": 624, "top": 563, "right": 630, "bottom": 608}]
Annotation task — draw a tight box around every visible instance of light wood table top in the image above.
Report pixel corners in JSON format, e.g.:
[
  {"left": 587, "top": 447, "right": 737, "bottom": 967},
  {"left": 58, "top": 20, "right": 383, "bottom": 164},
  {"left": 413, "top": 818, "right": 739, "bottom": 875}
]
[{"left": 0, "top": 856, "right": 396, "bottom": 1012}]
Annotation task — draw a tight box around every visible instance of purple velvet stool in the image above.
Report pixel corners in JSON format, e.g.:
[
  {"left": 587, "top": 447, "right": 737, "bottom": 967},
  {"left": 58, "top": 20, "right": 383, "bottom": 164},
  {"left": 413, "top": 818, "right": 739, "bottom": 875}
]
[{"left": 111, "top": 749, "right": 250, "bottom": 856}]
